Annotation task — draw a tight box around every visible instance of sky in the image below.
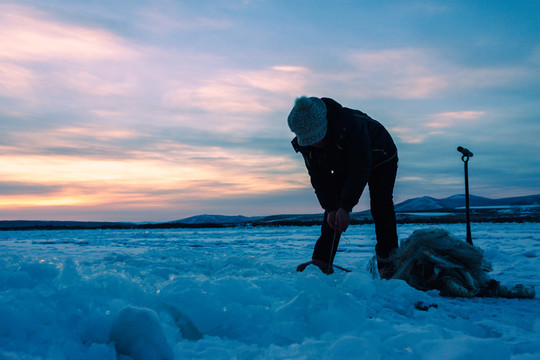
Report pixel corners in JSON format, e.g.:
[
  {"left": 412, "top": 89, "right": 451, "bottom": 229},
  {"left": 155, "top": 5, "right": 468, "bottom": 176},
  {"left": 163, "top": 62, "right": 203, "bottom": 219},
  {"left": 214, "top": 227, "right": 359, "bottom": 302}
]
[{"left": 0, "top": 0, "right": 539, "bottom": 222}]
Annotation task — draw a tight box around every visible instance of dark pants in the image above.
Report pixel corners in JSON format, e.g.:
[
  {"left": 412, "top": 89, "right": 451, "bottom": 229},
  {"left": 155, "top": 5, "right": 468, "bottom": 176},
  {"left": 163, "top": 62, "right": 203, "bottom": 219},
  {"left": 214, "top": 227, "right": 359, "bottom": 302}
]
[{"left": 312, "top": 158, "right": 399, "bottom": 264}]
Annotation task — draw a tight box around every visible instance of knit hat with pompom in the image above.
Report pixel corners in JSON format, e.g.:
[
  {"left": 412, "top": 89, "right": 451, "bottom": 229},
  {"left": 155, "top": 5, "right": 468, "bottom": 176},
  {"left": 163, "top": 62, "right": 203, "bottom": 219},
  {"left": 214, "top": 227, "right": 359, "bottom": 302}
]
[{"left": 287, "top": 96, "right": 327, "bottom": 146}]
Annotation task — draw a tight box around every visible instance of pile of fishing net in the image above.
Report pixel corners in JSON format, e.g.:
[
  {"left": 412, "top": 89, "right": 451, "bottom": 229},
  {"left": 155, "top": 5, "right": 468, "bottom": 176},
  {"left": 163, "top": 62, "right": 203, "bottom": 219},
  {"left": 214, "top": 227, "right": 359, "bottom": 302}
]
[{"left": 385, "top": 228, "right": 535, "bottom": 298}]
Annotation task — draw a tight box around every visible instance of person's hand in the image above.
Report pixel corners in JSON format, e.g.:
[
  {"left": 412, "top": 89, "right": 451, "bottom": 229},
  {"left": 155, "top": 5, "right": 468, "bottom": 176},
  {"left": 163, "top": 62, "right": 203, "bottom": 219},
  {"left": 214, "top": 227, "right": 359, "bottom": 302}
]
[
  {"left": 327, "top": 211, "right": 337, "bottom": 229},
  {"left": 327, "top": 208, "right": 350, "bottom": 233},
  {"left": 335, "top": 208, "right": 350, "bottom": 233}
]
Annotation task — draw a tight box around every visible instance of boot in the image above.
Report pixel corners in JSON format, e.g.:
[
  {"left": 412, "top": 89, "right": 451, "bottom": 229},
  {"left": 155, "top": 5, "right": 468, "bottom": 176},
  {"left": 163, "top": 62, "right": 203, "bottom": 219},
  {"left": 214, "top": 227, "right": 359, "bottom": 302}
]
[
  {"left": 296, "top": 259, "right": 334, "bottom": 274},
  {"left": 377, "top": 255, "right": 396, "bottom": 280}
]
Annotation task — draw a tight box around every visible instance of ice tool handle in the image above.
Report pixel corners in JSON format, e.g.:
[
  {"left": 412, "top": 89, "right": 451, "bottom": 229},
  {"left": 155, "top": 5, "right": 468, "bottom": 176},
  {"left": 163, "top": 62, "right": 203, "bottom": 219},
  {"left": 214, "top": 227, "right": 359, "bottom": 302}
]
[
  {"left": 457, "top": 146, "right": 473, "bottom": 245},
  {"left": 457, "top": 146, "right": 473, "bottom": 160}
]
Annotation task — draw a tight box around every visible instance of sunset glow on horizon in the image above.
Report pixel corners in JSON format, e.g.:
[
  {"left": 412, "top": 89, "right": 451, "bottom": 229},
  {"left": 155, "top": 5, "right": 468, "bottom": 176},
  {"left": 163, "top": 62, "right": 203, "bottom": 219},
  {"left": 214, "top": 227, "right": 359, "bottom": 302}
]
[{"left": 1, "top": 1, "right": 539, "bottom": 221}]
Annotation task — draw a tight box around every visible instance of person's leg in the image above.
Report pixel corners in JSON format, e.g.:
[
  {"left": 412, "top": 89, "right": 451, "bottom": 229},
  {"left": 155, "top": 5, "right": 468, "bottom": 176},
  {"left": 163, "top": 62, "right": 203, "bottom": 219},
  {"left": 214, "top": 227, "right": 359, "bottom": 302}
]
[
  {"left": 368, "top": 158, "right": 399, "bottom": 260},
  {"left": 312, "top": 211, "right": 341, "bottom": 268}
]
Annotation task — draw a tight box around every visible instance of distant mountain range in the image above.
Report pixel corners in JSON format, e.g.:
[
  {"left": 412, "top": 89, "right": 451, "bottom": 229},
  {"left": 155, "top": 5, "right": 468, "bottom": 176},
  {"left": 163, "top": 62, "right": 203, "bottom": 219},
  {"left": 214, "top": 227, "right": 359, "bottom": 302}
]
[
  {"left": 394, "top": 194, "right": 540, "bottom": 212},
  {"left": 170, "top": 194, "right": 540, "bottom": 225},
  {"left": 1, "top": 194, "right": 539, "bottom": 230},
  {"left": 172, "top": 214, "right": 262, "bottom": 225}
]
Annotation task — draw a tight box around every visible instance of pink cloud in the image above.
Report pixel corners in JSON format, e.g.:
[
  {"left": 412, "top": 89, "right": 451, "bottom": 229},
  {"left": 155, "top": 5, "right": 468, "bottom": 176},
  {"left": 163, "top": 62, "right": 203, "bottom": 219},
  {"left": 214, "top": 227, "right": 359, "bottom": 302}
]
[
  {"left": 0, "top": 62, "right": 35, "bottom": 97},
  {"left": 427, "top": 111, "right": 486, "bottom": 128},
  {"left": 345, "top": 48, "right": 448, "bottom": 99},
  {"left": 0, "top": 4, "right": 139, "bottom": 62},
  {"left": 162, "top": 65, "right": 310, "bottom": 122}
]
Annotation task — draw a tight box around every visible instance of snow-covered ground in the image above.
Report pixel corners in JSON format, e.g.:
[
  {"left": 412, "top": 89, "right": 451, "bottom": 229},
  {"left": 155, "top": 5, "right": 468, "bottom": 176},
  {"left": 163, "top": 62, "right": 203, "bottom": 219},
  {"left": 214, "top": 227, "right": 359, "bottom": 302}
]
[{"left": 0, "top": 223, "right": 538, "bottom": 359}]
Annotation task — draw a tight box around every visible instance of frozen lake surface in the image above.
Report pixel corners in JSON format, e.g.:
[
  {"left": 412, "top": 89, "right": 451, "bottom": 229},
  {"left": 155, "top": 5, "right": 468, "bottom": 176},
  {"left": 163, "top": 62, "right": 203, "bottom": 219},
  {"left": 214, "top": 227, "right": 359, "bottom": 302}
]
[{"left": 1, "top": 223, "right": 539, "bottom": 359}]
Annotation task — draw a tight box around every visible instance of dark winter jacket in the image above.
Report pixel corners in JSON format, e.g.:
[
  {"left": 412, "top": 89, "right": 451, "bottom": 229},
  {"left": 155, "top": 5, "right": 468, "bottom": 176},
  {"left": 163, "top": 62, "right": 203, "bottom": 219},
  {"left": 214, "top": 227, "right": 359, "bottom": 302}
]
[{"left": 292, "top": 98, "right": 397, "bottom": 212}]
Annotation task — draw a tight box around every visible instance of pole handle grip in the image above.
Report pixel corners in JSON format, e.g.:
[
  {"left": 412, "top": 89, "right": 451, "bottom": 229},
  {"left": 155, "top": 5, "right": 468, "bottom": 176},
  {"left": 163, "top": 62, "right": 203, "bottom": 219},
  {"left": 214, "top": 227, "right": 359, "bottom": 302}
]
[{"left": 457, "top": 146, "right": 473, "bottom": 157}]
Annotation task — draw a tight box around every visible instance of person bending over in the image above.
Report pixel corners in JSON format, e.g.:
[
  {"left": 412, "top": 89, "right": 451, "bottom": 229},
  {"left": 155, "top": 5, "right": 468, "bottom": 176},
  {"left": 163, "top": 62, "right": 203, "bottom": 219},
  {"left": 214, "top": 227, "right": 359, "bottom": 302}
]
[{"left": 288, "top": 96, "right": 399, "bottom": 279}]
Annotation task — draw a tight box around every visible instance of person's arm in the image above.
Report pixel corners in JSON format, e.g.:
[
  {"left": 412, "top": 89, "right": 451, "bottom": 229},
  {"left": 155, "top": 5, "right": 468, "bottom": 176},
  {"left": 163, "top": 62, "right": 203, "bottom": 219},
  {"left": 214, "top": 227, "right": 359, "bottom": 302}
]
[
  {"left": 339, "top": 121, "right": 372, "bottom": 212},
  {"left": 302, "top": 152, "right": 339, "bottom": 211}
]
